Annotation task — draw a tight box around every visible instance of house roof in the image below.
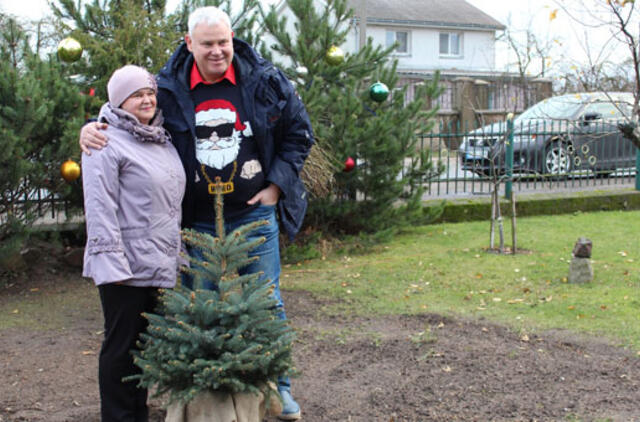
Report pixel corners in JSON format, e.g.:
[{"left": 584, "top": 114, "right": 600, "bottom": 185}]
[{"left": 352, "top": 0, "right": 505, "bottom": 31}]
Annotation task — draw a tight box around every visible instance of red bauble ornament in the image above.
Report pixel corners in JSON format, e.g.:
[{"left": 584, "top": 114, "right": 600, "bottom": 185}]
[
  {"left": 343, "top": 156, "right": 355, "bottom": 172},
  {"left": 88, "top": 87, "right": 95, "bottom": 96}
]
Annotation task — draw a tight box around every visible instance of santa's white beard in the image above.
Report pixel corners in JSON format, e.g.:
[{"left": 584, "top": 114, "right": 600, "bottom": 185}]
[{"left": 196, "top": 139, "right": 240, "bottom": 170}]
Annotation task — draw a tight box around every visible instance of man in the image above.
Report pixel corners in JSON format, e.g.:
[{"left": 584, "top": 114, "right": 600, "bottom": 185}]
[{"left": 80, "top": 6, "right": 313, "bottom": 421}]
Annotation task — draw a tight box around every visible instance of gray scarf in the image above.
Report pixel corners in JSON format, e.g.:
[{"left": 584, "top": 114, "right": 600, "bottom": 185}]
[{"left": 98, "top": 103, "right": 171, "bottom": 144}]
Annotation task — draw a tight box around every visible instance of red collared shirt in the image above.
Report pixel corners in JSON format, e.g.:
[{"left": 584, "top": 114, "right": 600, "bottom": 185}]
[{"left": 190, "top": 62, "right": 236, "bottom": 89}]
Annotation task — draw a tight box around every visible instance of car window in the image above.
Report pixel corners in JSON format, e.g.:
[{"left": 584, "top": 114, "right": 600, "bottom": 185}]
[
  {"left": 582, "top": 101, "right": 631, "bottom": 120},
  {"left": 517, "top": 96, "right": 583, "bottom": 122}
]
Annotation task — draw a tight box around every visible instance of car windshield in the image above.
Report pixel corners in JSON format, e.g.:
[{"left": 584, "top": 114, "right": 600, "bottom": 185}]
[{"left": 516, "top": 96, "right": 584, "bottom": 122}]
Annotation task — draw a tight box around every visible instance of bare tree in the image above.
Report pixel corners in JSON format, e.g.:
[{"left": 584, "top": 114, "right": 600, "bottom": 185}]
[{"left": 555, "top": 0, "right": 640, "bottom": 146}]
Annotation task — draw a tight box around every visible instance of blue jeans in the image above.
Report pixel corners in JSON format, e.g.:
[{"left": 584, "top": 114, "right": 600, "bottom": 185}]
[{"left": 183, "top": 204, "right": 291, "bottom": 389}]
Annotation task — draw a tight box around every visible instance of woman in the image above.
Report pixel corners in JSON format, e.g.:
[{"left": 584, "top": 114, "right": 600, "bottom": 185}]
[{"left": 82, "top": 65, "right": 186, "bottom": 422}]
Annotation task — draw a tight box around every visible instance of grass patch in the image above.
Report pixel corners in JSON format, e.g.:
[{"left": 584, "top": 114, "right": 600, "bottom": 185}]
[
  {"left": 281, "top": 210, "right": 640, "bottom": 349},
  {"left": 0, "top": 275, "right": 99, "bottom": 331}
]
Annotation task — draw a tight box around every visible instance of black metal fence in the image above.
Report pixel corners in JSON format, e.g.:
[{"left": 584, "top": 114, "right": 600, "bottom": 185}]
[
  {"left": 418, "top": 118, "right": 639, "bottom": 199},
  {"left": 12, "top": 117, "right": 640, "bottom": 229}
]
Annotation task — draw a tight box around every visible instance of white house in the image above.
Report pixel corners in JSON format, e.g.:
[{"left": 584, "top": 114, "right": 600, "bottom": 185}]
[
  {"left": 345, "top": 0, "right": 505, "bottom": 78},
  {"left": 267, "top": 0, "right": 514, "bottom": 111}
]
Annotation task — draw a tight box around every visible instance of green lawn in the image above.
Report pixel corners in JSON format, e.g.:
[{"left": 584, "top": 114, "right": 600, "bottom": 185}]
[{"left": 281, "top": 209, "right": 640, "bottom": 349}]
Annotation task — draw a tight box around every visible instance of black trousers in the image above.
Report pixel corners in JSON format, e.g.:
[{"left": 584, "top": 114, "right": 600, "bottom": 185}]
[{"left": 98, "top": 284, "right": 158, "bottom": 422}]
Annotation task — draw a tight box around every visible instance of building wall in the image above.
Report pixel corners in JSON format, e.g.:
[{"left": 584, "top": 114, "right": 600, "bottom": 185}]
[{"left": 359, "top": 25, "right": 497, "bottom": 72}]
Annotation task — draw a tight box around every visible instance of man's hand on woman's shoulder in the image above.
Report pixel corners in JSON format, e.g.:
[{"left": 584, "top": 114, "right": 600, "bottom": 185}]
[{"left": 80, "top": 122, "right": 109, "bottom": 155}]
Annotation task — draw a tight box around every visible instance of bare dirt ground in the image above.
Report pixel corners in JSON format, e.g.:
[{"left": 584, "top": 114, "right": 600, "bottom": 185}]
[{"left": 2, "top": 253, "right": 640, "bottom": 422}]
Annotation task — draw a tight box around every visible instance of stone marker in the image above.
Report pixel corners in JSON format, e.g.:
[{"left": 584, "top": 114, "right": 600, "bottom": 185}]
[{"left": 569, "top": 237, "right": 593, "bottom": 283}]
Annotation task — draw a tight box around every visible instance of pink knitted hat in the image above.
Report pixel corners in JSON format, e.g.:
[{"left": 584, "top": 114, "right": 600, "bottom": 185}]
[{"left": 107, "top": 65, "right": 157, "bottom": 107}]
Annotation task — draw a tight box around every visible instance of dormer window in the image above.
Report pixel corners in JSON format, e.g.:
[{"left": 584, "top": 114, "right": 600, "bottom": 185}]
[
  {"left": 439, "top": 32, "right": 462, "bottom": 57},
  {"left": 386, "top": 30, "right": 410, "bottom": 54}
]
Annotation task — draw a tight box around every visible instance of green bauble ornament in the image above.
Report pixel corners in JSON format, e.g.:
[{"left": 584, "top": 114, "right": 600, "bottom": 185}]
[
  {"left": 369, "top": 82, "right": 389, "bottom": 103},
  {"left": 57, "top": 37, "right": 83, "bottom": 63},
  {"left": 325, "top": 45, "right": 345, "bottom": 66}
]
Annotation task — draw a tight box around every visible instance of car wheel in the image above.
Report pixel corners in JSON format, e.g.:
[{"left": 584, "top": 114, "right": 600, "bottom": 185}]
[{"left": 544, "top": 141, "right": 572, "bottom": 176}]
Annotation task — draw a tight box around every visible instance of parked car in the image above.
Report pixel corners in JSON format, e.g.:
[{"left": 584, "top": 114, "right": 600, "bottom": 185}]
[{"left": 458, "top": 92, "right": 637, "bottom": 177}]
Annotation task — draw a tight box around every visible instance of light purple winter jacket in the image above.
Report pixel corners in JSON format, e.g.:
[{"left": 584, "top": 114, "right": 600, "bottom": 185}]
[{"left": 82, "top": 104, "right": 186, "bottom": 287}]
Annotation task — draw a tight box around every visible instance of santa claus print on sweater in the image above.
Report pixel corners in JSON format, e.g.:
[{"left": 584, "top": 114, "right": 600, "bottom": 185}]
[{"left": 194, "top": 99, "right": 260, "bottom": 180}]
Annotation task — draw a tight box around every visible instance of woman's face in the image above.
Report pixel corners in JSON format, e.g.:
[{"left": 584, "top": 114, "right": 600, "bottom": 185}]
[{"left": 120, "top": 88, "right": 157, "bottom": 125}]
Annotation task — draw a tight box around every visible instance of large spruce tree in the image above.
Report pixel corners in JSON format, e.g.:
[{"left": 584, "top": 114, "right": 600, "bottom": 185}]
[
  {"left": 0, "top": 14, "right": 87, "bottom": 251},
  {"left": 262, "top": 0, "right": 443, "bottom": 236}
]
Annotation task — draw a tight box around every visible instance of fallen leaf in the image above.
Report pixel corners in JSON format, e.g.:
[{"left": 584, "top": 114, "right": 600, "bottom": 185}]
[
  {"left": 442, "top": 366, "right": 452, "bottom": 372},
  {"left": 521, "top": 334, "right": 530, "bottom": 342},
  {"left": 493, "top": 297, "right": 502, "bottom": 302},
  {"left": 82, "top": 350, "right": 96, "bottom": 355},
  {"left": 11, "top": 309, "right": 19, "bottom": 314},
  {"left": 507, "top": 298, "right": 524, "bottom": 304},
  {"left": 29, "top": 288, "right": 39, "bottom": 292},
  {"left": 481, "top": 327, "right": 488, "bottom": 332},
  {"left": 568, "top": 306, "right": 575, "bottom": 310},
  {"left": 600, "top": 305, "right": 607, "bottom": 310},
  {"left": 549, "top": 9, "right": 558, "bottom": 21},
  {"left": 437, "top": 322, "right": 445, "bottom": 329}
]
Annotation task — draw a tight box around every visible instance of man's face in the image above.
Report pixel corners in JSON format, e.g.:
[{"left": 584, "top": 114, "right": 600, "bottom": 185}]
[{"left": 185, "top": 21, "right": 234, "bottom": 83}]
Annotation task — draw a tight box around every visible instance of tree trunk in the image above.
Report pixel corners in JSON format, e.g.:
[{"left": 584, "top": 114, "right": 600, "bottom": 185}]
[
  {"left": 493, "top": 186, "right": 504, "bottom": 252},
  {"left": 489, "top": 188, "right": 496, "bottom": 249},
  {"left": 511, "top": 193, "right": 517, "bottom": 254}
]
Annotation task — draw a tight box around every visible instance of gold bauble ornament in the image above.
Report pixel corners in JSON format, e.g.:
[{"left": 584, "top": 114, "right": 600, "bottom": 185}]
[
  {"left": 325, "top": 45, "right": 345, "bottom": 66},
  {"left": 60, "top": 159, "right": 81, "bottom": 182},
  {"left": 57, "top": 37, "right": 83, "bottom": 63}
]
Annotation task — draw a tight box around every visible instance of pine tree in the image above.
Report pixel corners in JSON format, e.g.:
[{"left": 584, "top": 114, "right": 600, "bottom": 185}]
[
  {"left": 262, "top": 0, "right": 444, "bottom": 236},
  {"left": 50, "top": 0, "right": 265, "bottom": 106},
  {"left": 130, "top": 191, "right": 295, "bottom": 404},
  {"left": 0, "top": 14, "right": 87, "bottom": 246},
  {"left": 51, "top": 0, "right": 182, "bottom": 104}
]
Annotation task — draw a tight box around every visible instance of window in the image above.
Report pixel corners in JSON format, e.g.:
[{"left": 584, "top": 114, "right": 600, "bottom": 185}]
[
  {"left": 386, "top": 30, "right": 409, "bottom": 54},
  {"left": 583, "top": 101, "right": 632, "bottom": 120},
  {"left": 439, "top": 32, "right": 462, "bottom": 57}
]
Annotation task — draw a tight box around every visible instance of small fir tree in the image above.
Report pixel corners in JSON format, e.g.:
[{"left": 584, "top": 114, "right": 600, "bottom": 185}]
[
  {"left": 129, "top": 191, "right": 295, "bottom": 404},
  {"left": 262, "top": 0, "right": 444, "bottom": 236}
]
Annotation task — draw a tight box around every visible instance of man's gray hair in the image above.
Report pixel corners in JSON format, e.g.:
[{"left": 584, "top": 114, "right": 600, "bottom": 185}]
[{"left": 188, "top": 6, "right": 232, "bottom": 35}]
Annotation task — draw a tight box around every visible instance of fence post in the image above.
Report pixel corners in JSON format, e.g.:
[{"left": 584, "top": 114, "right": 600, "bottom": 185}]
[
  {"left": 505, "top": 113, "right": 514, "bottom": 199},
  {"left": 636, "top": 147, "right": 640, "bottom": 190}
]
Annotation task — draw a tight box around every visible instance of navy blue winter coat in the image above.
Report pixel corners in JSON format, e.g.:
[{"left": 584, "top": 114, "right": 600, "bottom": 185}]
[{"left": 156, "top": 38, "right": 314, "bottom": 239}]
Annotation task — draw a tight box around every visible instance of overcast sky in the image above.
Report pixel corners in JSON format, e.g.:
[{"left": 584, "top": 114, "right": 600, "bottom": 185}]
[{"left": 0, "top": 0, "right": 629, "bottom": 75}]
